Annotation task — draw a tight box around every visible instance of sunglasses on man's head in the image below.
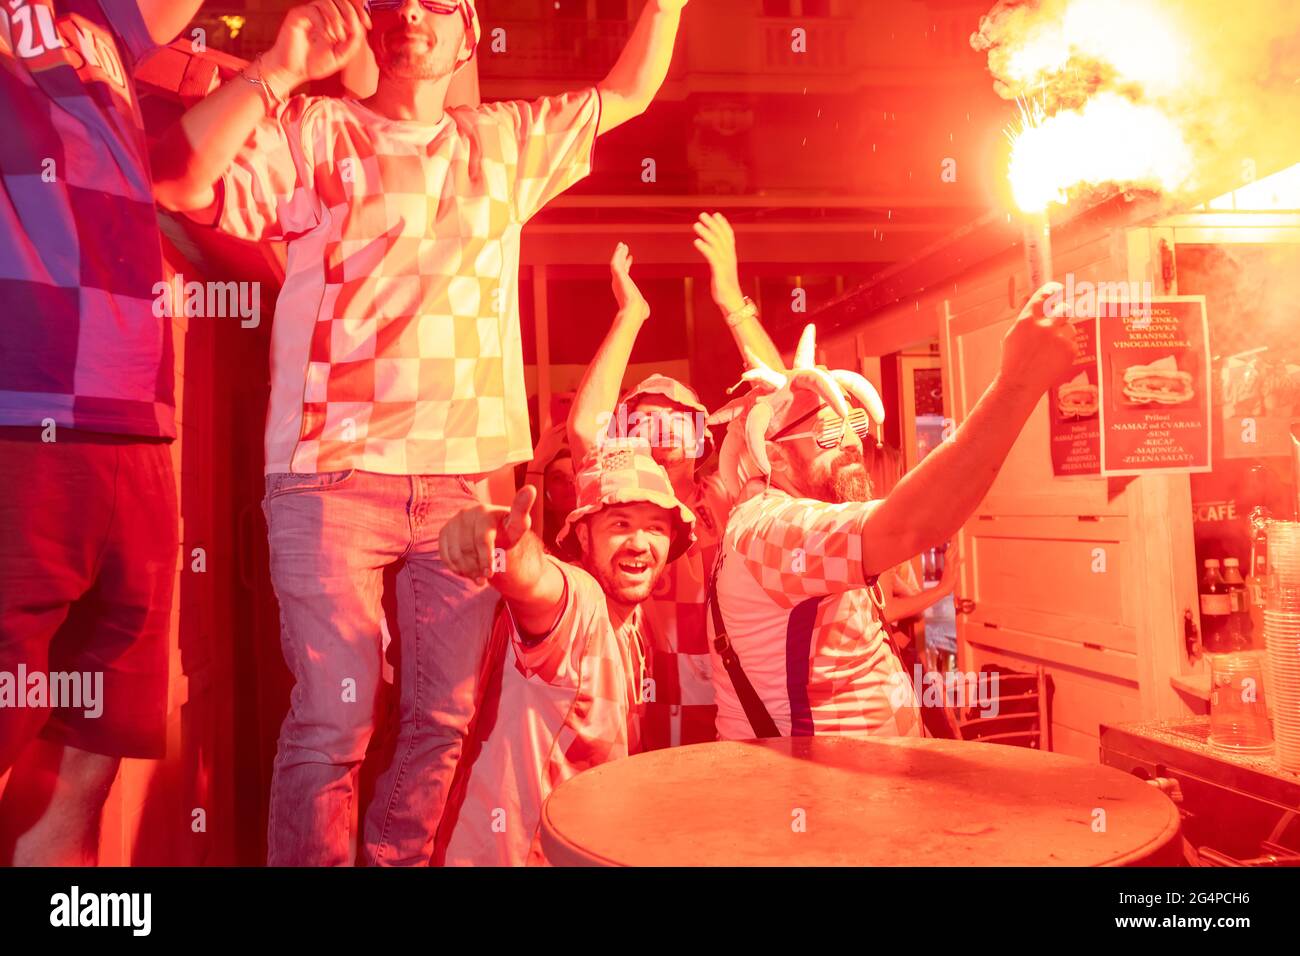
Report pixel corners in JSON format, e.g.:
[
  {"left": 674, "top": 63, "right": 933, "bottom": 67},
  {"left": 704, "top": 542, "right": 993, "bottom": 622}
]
[{"left": 771, "top": 406, "right": 876, "bottom": 450}]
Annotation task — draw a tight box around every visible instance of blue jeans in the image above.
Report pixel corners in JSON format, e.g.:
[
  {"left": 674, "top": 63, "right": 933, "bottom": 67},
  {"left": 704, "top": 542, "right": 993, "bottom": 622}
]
[{"left": 262, "top": 471, "right": 496, "bottom": 866}]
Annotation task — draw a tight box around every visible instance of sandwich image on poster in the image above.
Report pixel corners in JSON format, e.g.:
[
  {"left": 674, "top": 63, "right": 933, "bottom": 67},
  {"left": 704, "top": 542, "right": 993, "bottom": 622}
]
[
  {"left": 1049, "top": 314, "right": 1101, "bottom": 477},
  {"left": 1120, "top": 358, "right": 1195, "bottom": 406},
  {"left": 1098, "top": 297, "right": 1211, "bottom": 476},
  {"left": 1059, "top": 376, "right": 1100, "bottom": 418}
]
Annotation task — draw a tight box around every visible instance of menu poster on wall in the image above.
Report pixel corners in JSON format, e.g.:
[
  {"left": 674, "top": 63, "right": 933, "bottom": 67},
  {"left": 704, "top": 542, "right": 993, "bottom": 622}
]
[
  {"left": 1049, "top": 316, "right": 1101, "bottom": 477},
  {"left": 1097, "top": 296, "right": 1212, "bottom": 476}
]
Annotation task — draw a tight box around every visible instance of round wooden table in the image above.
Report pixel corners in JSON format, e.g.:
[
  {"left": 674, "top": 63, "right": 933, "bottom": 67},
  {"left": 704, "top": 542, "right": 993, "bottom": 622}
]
[{"left": 539, "top": 737, "right": 1182, "bottom": 866}]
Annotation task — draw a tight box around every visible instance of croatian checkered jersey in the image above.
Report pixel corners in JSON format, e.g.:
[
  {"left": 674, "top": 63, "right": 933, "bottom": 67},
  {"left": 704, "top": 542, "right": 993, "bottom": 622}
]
[
  {"left": 640, "top": 472, "right": 732, "bottom": 749},
  {"left": 711, "top": 488, "right": 920, "bottom": 739},
  {"left": 0, "top": 0, "right": 174, "bottom": 437},
  {"left": 215, "top": 88, "right": 601, "bottom": 475}
]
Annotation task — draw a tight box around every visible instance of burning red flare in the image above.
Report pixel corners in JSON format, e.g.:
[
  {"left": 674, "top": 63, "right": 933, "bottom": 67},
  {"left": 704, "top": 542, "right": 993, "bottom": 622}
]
[
  {"left": 1005, "top": 93, "right": 1193, "bottom": 213},
  {"left": 975, "top": 0, "right": 1300, "bottom": 212}
]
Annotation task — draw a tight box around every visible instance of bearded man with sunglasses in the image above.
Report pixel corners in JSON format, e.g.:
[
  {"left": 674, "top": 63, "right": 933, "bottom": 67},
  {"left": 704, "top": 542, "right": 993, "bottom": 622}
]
[
  {"left": 150, "top": 0, "right": 690, "bottom": 866},
  {"left": 708, "top": 284, "right": 1078, "bottom": 741}
]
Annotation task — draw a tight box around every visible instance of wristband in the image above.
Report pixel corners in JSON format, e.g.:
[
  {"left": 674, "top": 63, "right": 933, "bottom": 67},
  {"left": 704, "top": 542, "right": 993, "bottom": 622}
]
[
  {"left": 240, "top": 56, "right": 286, "bottom": 112},
  {"left": 725, "top": 296, "right": 759, "bottom": 328}
]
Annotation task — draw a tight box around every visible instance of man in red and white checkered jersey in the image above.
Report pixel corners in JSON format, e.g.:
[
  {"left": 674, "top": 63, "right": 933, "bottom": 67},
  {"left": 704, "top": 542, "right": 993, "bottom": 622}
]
[
  {"left": 566, "top": 218, "right": 785, "bottom": 749},
  {"left": 711, "top": 286, "right": 1080, "bottom": 739},
  {"left": 151, "top": 0, "right": 691, "bottom": 865},
  {"left": 433, "top": 439, "right": 695, "bottom": 865}
]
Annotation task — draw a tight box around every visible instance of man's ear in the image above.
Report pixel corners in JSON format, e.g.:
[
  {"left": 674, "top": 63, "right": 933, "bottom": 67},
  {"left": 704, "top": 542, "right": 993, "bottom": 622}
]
[
  {"left": 575, "top": 520, "right": 591, "bottom": 556},
  {"left": 766, "top": 440, "right": 792, "bottom": 476},
  {"left": 458, "top": 20, "right": 475, "bottom": 65}
]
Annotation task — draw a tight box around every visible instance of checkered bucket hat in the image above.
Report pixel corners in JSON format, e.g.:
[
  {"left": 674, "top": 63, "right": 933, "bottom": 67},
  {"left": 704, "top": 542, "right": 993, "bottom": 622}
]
[
  {"left": 621, "top": 374, "right": 708, "bottom": 416},
  {"left": 618, "top": 374, "right": 715, "bottom": 462},
  {"left": 555, "top": 439, "right": 697, "bottom": 563}
]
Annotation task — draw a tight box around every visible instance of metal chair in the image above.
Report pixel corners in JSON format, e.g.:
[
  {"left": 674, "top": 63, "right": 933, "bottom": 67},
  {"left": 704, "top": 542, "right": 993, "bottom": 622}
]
[{"left": 942, "top": 664, "right": 1051, "bottom": 750}]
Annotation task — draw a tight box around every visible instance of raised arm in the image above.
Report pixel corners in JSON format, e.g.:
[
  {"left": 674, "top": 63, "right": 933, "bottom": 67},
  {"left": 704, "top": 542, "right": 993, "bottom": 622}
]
[
  {"left": 151, "top": 0, "right": 370, "bottom": 213},
  {"left": 596, "top": 0, "right": 688, "bottom": 135},
  {"left": 693, "top": 211, "right": 784, "bottom": 370},
  {"left": 567, "top": 243, "right": 651, "bottom": 462},
  {"left": 524, "top": 423, "right": 569, "bottom": 534},
  {"left": 857, "top": 284, "right": 1078, "bottom": 577},
  {"left": 438, "top": 486, "right": 567, "bottom": 635},
  {"left": 136, "top": 0, "right": 206, "bottom": 46}
]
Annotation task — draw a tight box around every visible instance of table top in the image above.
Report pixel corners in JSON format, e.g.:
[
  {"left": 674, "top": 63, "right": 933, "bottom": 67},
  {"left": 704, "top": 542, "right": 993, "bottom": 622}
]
[{"left": 540, "top": 736, "right": 1181, "bottom": 867}]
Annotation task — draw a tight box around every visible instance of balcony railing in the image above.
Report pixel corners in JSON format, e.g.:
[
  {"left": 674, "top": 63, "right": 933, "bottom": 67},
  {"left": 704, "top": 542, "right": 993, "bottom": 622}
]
[{"left": 760, "top": 18, "right": 851, "bottom": 74}]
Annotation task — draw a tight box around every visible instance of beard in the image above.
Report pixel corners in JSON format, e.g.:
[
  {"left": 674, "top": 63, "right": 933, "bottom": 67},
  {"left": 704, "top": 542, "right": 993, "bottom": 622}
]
[
  {"left": 583, "top": 548, "right": 662, "bottom": 607},
  {"left": 797, "top": 446, "right": 872, "bottom": 503},
  {"left": 373, "top": 32, "right": 460, "bottom": 81},
  {"left": 584, "top": 561, "right": 659, "bottom": 607}
]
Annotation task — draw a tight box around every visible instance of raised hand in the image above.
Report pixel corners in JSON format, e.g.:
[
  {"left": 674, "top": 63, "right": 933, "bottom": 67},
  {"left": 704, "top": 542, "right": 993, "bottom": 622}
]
[
  {"left": 692, "top": 212, "right": 745, "bottom": 315},
  {"left": 610, "top": 242, "right": 650, "bottom": 324},
  {"left": 261, "top": 0, "right": 371, "bottom": 92},
  {"left": 998, "top": 282, "right": 1079, "bottom": 396},
  {"left": 531, "top": 423, "right": 569, "bottom": 470},
  {"left": 439, "top": 486, "right": 537, "bottom": 585}
]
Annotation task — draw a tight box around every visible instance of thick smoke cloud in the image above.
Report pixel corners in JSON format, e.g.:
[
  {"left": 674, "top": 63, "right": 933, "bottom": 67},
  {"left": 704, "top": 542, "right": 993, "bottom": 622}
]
[{"left": 972, "top": 0, "right": 1300, "bottom": 197}]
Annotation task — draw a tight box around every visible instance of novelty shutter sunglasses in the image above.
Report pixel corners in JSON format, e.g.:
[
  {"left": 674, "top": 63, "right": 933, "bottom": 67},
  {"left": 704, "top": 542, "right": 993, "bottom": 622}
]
[{"left": 771, "top": 406, "right": 875, "bottom": 449}]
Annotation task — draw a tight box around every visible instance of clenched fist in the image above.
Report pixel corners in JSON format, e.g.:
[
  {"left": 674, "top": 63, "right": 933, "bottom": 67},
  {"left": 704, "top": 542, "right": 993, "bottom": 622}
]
[
  {"left": 260, "top": 0, "right": 372, "bottom": 92},
  {"left": 998, "top": 282, "right": 1080, "bottom": 397},
  {"left": 439, "top": 485, "right": 537, "bottom": 585}
]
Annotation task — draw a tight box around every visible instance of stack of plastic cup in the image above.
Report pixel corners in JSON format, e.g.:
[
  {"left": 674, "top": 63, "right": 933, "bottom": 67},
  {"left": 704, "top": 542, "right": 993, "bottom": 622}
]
[{"left": 1261, "top": 520, "right": 1300, "bottom": 773}]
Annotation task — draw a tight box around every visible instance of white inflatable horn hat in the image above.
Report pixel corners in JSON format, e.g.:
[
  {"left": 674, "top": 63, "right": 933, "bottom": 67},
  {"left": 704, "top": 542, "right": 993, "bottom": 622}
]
[{"left": 715, "top": 324, "right": 886, "bottom": 493}]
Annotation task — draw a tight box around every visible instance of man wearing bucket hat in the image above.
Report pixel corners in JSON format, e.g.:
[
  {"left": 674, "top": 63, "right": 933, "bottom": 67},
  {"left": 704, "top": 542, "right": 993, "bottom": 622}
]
[
  {"left": 709, "top": 284, "right": 1077, "bottom": 740},
  {"left": 150, "top": 0, "right": 693, "bottom": 865},
  {"left": 432, "top": 439, "right": 694, "bottom": 865},
  {"left": 566, "top": 224, "right": 782, "bottom": 750}
]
